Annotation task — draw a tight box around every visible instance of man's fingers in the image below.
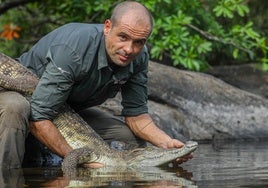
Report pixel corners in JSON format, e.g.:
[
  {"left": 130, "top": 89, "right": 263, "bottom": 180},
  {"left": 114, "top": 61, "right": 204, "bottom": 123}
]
[{"left": 173, "top": 139, "right": 185, "bottom": 148}]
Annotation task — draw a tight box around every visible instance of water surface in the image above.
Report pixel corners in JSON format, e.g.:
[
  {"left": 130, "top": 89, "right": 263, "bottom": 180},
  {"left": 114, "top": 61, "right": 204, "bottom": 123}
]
[
  {"left": 1, "top": 141, "right": 268, "bottom": 187},
  {"left": 182, "top": 141, "right": 268, "bottom": 188}
]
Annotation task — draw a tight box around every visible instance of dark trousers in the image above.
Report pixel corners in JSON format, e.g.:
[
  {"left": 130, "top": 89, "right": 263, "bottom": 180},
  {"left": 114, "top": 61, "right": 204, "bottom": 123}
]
[
  {"left": 0, "top": 91, "right": 145, "bottom": 168},
  {"left": 78, "top": 107, "right": 146, "bottom": 149},
  {"left": 0, "top": 91, "right": 30, "bottom": 168}
]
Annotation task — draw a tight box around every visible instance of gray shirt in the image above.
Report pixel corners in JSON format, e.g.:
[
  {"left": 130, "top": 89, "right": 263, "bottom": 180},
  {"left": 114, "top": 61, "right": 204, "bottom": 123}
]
[{"left": 17, "top": 23, "right": 149, "bottom": 121}]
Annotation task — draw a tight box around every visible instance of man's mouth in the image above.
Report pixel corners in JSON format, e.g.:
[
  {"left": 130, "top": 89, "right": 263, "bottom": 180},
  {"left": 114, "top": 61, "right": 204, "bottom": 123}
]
[{"left": 119, "top": 54, "right": 129, "bottom": 62}]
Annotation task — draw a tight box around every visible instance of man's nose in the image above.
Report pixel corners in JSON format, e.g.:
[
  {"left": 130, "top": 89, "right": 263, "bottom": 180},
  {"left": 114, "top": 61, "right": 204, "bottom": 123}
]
[{"left": 123, "top": 41, "right": 133, "bottom": 54}]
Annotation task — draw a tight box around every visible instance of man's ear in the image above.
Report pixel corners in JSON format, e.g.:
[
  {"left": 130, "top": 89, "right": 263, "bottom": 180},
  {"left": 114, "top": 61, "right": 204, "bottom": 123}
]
[{"left": 104, "top": 19, "right": 112, "bottom": 35}]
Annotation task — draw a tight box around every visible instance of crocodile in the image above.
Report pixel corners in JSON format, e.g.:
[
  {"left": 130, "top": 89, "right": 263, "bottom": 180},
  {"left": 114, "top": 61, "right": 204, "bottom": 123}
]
[{"left": 0, "top": 52, "right": 198, "bottom": 168}]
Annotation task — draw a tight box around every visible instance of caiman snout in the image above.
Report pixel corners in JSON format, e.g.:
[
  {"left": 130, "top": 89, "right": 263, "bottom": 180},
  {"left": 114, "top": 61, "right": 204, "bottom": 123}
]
[
  {"left": 185, "top": 141, "right": 198, "bottom": 150},
  {"left": 125, "top": 141, "right": 198, "bottom": 167}
]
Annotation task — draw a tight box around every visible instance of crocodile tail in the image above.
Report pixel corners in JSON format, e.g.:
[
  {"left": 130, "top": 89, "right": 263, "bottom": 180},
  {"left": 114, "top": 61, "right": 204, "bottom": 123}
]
[{"left": 0, "top": 52, "right": 39, "bottom": 95}]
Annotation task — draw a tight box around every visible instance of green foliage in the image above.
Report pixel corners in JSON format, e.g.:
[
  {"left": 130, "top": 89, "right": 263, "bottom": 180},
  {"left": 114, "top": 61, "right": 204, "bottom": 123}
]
[
  {"left": 213, "top": 0, "right": 249, "bottom": 18},
  {"left": 0, "top": 0, "right": 117, "bottom": 57},
  {"left": 0, "top": 0, "right": 267, "bottom": 71},
  {"left": 140, "top": 0, "right": 267, "bottom": 71},
  {"left": 143, "top": 0, "right": 213, "bottom": 70}
]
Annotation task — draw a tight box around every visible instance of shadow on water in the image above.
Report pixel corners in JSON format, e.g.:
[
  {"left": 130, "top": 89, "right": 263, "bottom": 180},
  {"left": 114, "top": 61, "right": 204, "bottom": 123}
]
[{"left": 1, "top": 141, "right": 268, "bottom": 187}]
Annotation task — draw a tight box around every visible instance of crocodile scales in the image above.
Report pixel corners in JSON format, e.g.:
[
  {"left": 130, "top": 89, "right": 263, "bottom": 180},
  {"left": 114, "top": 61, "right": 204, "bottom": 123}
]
[{"left": 0, "top": 52, "right": 198, "bottom": 168}]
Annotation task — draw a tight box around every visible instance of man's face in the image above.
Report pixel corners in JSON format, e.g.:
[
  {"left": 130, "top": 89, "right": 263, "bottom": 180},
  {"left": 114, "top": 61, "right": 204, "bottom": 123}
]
[{"left": 103, "top": 17, "right": 151, "bottom": 67}]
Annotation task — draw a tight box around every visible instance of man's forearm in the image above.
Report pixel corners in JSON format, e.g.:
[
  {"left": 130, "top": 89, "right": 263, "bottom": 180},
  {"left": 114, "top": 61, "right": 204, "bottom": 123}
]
[
  {"left": 125, "top": 114, "right": 173, "bottom": 148},
  {"left": 126, "top": 114, "right": 193, "bottom": 164},
  {"left": 29, "top": 120, "right": 73, "bottom": 157}
]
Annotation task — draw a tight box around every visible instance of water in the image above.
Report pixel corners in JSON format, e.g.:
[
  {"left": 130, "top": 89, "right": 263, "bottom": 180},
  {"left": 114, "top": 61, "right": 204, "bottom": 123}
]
[
  {"left": 1, "top": 141, "right": 268, "bottom": 187},
  {"left": 183, "top": 141, "right": 268, "bottom": 188}
]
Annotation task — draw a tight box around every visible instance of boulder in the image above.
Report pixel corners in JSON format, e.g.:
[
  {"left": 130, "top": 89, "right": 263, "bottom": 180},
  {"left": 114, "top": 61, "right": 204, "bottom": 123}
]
[
  {"left": 99, "top": 62, "right": 268, "bottom": 141},
  {"left": 206, "top": 64, "right": 268, "bottom": 99}
]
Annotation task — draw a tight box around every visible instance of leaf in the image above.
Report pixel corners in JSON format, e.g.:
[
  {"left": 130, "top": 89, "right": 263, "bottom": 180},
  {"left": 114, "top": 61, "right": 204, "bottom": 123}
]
[
  {"left": 197, "top": 42, "right": 212, "bottom": 54},
  {"left": 192, "top": 59, "right": 201, "bottom": 71},
  {"left": 245, "top": 28, "right": 260, "bottom": 39},
  {"left": 213, "top": 6, "right": 223, "bottom": 17},
  {"left": 223, "top": 8, "right": 234, "bottom": 18},
  {"left": 236, "top": 5, "right": 249, "bottom": 17},
  {"left": 233, "top": 49, "right": 239, "bottom": 59},
  {"left": 261, "top": 61, "right": 268, "bottom": 71},
  {"left": 0, "top": 23, "right": 21, "bottom": 41}
]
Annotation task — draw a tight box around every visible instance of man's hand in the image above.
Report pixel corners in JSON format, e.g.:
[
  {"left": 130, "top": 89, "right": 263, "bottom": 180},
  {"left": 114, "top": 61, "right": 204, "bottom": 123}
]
[
  {"left": 159, "top": 138, "right": 184, "bottom": 149},
  {"left": 125, "top": 114, "right": 193, "bottom": 165},
  {"left": 30, "top": 120, "right": 73, "bottom": 157},
  {"left": 162, "top": 139, "right": 193, "bottom": 165}
]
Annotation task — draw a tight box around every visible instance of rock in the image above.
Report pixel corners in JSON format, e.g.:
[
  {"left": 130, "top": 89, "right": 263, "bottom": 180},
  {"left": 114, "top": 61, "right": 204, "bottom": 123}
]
[
  {"left": 99, "top": 62, "right": 268, "bottom": 141},
  {"left": 206, "top": 64, "right": 268, "bottom": 99}
]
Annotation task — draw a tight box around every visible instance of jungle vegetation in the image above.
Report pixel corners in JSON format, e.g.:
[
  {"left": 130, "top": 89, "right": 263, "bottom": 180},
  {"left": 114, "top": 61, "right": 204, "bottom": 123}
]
[{"left": 0, "top": 0, "right": 267, "bottom": 71}]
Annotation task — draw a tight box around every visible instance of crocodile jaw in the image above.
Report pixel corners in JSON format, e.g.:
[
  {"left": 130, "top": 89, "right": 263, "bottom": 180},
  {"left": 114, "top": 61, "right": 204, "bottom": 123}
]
[{"left": 125, "top": 141, "right": 198, "bottom": 167}]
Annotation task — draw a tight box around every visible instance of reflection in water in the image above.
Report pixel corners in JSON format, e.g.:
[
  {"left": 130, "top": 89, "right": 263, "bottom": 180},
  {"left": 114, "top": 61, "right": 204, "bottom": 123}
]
[
  {"left": 0, "top": 166, "right": 196, "bottom": 187},
  {"left": 1, "top": 141, "right": 268, "bottom": 187},
  {"left": 62, "top": 166, "right": 196, "bottom": 187}
]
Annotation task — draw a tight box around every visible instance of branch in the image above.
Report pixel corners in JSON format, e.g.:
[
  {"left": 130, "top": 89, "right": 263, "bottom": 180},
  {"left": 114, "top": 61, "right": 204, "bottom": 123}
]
[
  {"left": 0, "top": 0, "right": 38, "bottom": 14},
  {"left": 185, "top": 23, "right": 253, "bottom": 55}
]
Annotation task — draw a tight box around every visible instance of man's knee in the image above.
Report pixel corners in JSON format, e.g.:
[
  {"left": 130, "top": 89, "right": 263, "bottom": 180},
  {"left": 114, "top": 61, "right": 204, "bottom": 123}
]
[
  {"left": 0, "top": 91, "right": 30, "bottom": 130},
  {"left": 0, "top": 92, "right": 30, "bottom": 168},
  {"left": 1, "top": 91, "right": 29, "bottom": 109}
]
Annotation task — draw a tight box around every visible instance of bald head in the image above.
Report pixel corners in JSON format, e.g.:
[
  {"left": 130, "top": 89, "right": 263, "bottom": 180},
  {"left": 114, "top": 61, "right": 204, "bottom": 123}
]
[
  {"left": 103, "top": 1, "right": 152, "bottom": 67},
  {"left": 110, "top": 1, "right": 153, "bottom": 33}
]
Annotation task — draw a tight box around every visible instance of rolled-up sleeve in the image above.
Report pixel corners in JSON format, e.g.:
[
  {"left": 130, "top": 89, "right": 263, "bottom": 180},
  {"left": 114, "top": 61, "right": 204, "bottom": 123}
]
[{"left": 30, "top": 44, "right": 81, "bottom": 121}]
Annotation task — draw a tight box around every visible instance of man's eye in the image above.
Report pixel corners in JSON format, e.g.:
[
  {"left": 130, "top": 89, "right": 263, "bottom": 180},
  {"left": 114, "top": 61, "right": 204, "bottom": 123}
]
[
  {"left": 135, "top": 40, "right": 145, "bottom": 46},
  {"left": 119, "top": 35, "right": 127, "bottom": 41}
]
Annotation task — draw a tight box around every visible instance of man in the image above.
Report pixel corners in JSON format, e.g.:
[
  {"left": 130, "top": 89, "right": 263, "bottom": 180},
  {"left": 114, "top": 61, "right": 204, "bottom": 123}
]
[{"left": 0, "top": 1, "right": 191, "bottom": 168}]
